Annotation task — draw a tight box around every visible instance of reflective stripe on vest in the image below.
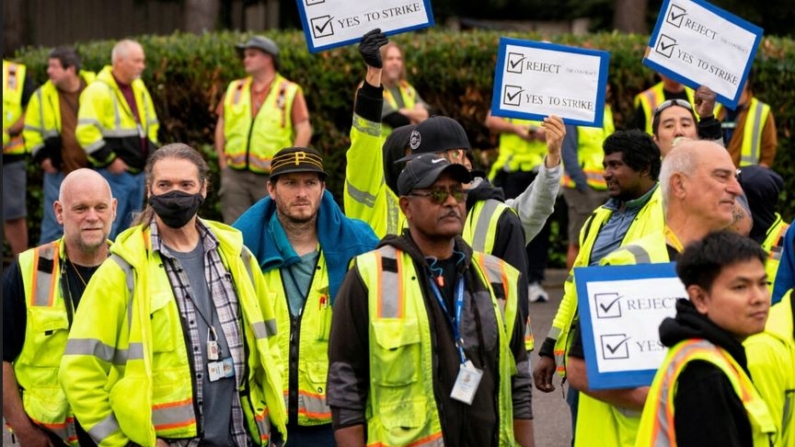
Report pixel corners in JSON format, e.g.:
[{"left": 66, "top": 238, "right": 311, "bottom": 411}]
[
  {"left": 740, "top": 98, "right": 771, "bottom": 167},
  {"left": 4, "top": 61, "right": 27, "bottom": 153},
  {"left": 635, "top": 83, "right": 695, "bottom": 135},
  {"left": 152, "top": 398, "right": 196, "bottom": 431},
  {"left": 382, "top": 81, "right": 418, "bottom": 137},
  {"left": 373, "top": 246, "right": 404, "bottom": 318},
  {"left": 465, "top": 199, "right": 504, "bottom": 254},
  {"left": 31, "top": 242, "right": 60, "bottom": 307},
  {"left": 761, "top": 215, "right": 789, "bottom": 286},
  {"left": 637, "top": 339, "right": 777, "bottom": 447}
]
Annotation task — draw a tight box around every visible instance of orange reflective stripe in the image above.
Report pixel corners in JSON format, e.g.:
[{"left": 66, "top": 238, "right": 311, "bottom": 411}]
[
  {"left": 152, "top": 398, "right": 196, "bottom": 431},
  {"left": 254, "top": 408, "right": 271, "bottom": 442},
  {"left": 367, "top": 432, "right": 444, "bottom": 447}
]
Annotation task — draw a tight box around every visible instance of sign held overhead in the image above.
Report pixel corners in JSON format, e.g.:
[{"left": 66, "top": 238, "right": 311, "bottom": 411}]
[
  {"left": 296, "top": 0, "right": 434, "bottom": 53},
  {"left": 644, "top": 0, "right": 763, "bottom": 109},
  {"left": 491, "top": 38, "right": 610, "bottom": 127}
]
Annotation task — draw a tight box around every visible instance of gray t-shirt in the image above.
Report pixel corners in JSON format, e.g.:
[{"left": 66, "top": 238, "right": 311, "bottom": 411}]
[
  {"left": 168, "top": 242, "right": 235, "bottom": 447},
  {"left": 283, "top": 250, "right": 320, "bottom": 316}
]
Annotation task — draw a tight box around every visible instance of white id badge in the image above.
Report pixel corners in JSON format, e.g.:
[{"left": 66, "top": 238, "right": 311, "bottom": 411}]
[
  {"left": 208, "top": 357, "right": 235, "bottom": 382},
  {"left": 207, "top": 340, "right": 220, "bottom": 361},
  {"left": 450, "top": 360, "right": 483, "bottom": 405}
]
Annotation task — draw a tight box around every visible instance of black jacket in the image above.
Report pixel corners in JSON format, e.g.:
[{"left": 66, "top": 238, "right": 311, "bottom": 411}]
[
  {"left": 658, "top": 299, "right": 753, "bottom": 447},
  {"left": 327, "top": 232, "right": 532, "bottom": 447}
]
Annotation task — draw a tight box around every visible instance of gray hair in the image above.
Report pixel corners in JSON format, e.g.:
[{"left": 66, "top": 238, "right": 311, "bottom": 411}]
[
  {"left": 111, "top": 39, "right": 142, "bottom": 64},
  {"left": 659, "top": 143, "right": 699, "bottom": 211}
]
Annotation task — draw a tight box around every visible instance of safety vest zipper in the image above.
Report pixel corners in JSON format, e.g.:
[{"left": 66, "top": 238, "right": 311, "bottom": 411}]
[{"left": 178, "top": 315, "right": 203, "bottom": 437}]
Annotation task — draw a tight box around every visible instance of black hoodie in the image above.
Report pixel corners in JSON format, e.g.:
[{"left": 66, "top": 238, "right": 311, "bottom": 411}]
[
  {"left": 657, "top": 299, "right": 753, "bottom": 447},
  {"left": 327, "top": 232, "right": 532, "bottom": 447}
]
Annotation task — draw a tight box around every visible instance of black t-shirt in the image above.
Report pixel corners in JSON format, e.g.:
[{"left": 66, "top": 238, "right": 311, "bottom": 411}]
[{"left": 3, "top": 259, "right": 98, "bottom": 362}]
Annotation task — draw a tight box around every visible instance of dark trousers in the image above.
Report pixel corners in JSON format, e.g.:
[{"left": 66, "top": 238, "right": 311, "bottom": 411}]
[{"left": 284, "top": 422, "right": 336, "bottom": 447}]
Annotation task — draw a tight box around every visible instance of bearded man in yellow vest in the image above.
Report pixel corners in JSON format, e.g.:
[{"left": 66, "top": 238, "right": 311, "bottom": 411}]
[
  {"left": 715, "top": 80, "right": 778, "bottom": 168},
  {"left": 3, "top": 169, "right": 116, "bottom": 447},
  {"left": 379, "top": 42, "right": 429, "bottom": 136},
  {"left": 635, "top": 231, "right": 777, "bottom": 447},
  {"left": 215, "top": 36, "right": 313, "bottom": 224},
  {"left": 329, "top": 155, "right": 535, "bottom": 447},
  {"left": 3, "top": 59, "right": 36, "bottom": 256},
  {"left": 233, "top": 147, "right": 378, "bottom": 446}
]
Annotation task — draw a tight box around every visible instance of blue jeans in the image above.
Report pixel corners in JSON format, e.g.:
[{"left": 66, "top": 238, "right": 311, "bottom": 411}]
[
  {"left": 98, "top": 168, "right": 145, "bottom": 240},
  {"left": 39, "top": 171, "right": 66, "bottom": 244}
]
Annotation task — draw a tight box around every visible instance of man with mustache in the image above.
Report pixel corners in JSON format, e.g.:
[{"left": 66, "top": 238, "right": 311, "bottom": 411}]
[
  {"left": 328, "top": 155, "right": 535, "bottom": 447},
  {"left": 566, "top": 140, "right": 744, "bottom": 447},
  {"left": 3, "top": 169, "right": 116, "bottom": 446},
  {"left": 76, "top": 39, "right": 159, "bottom": 239}
]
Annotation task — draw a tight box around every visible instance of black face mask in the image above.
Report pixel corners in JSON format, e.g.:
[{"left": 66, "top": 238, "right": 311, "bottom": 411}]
[{"left": 148, "top": 190, "right": 204, "bottom": 229}]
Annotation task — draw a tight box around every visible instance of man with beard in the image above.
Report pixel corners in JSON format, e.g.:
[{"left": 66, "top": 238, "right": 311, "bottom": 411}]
[
  {"left": 233, "top": 147, "right": 378, "bottom": 446},
  {"left": 534, "top": 130, "right": 664, "bottom": 440},
  {"left": 59, "top": 143, "right": 287, "bottom": 447},
  {"left": 328, "top": 155, "right": 535, "bottom": 447},
  {"left": 4, "top": 169, "right": 116, "bottom": 446},
  {"left": 76, "top": 39, "right": 159, "bottom": 239},
  {"left": 378, "top": 41, "right": 429, "bottom": 136}
]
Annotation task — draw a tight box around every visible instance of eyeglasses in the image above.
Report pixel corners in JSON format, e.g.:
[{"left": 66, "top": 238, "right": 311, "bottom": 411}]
[
  {"left": 407, "top": 187, "right": 467, "bottom": 204},
  {"left": 653, "top": 99, "right": 693, "bottom": 118}
]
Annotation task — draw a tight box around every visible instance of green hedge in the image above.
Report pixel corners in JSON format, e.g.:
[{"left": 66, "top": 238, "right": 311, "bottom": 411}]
[{"left": 11, "top": 30, "right": 795, "bottom": 252}]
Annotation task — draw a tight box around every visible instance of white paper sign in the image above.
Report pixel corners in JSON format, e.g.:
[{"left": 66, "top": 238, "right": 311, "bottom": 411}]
[
  {"left": 296, "top": 0, "right": 434, "bottom": 53},
  {"left": 491, "top": 38, "right": 610, "bottom": 127},
  {"left": 644, "top": 0, "right": 763, "bottom": 108},
  {"left": 575, "top": 263, "right": 688, "bottom": 390}
]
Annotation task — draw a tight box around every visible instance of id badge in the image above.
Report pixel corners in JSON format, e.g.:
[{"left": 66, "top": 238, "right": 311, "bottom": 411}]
[
  {"left": 208, "top": 357, "right": 235, "bottom": 382},
  {"left": 450, "top": 360, "right": 483, "bottom": 405},
  {"left": 207, "top": 340, "right": 219, "bottom": 361}
]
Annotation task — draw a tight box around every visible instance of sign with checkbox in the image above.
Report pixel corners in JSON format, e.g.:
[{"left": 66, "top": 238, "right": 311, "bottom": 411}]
[
  {"left": 296, "top": 0, "right": 435, "bottom": 53},
  {"left": 490, "top": 38, "right": 610, "bottom": 128},
  {"left": 644, "top": 0, "right": 763, "bottom": 108},
  {"left": 574, "top": 262, "right": 688, "bottom": 390}
]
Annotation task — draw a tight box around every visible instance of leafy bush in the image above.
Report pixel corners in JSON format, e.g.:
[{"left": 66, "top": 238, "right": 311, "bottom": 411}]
[{"left": 11, "top": 30, "right": 795, "bottom": 262}]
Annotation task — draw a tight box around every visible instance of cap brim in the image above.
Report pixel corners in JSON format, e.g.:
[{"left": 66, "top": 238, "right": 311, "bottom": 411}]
[
  {"left": 395, "top": 149, "right": 471, "bottom": 164},
  {"left": 270, "top": 168, "right": 327, "bottom": 180},
  {"left": 412, "top": 163, "right": 471, "bottom": 190}
]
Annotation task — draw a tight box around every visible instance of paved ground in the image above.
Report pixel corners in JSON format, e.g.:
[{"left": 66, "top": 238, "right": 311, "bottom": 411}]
[{"left": 3, "top": 270, "right": 573, "bottom": 447}]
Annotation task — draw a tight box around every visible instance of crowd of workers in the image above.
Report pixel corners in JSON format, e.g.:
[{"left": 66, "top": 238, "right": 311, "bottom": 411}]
[{"left": 2, "top": 24, "right": 793, "bottom": 447}]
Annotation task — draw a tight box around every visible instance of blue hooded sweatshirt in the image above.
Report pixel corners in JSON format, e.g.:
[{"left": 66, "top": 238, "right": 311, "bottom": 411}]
[{"left": 233, "top": 190, "right": 379, "bottom": 303}]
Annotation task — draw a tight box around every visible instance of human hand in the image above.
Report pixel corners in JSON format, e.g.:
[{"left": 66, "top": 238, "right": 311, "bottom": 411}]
[
  {"left": 542, "top": 115, "right": 564, "bottom": 167},
  {"left": 533, "top": 355, "right": 557, "bottom": 393},
  {"left": 107, "top": 157, "right": 128, "bottom": 175},
  {"left": 15, "top": 424, "right": 54, "bottom": 447},
  {"left": 694, "top": 85, "right": 717, "bottom": 118},
  {"left": 359, "top": 29, "right": 388, "bottom": 69},
  {"left": 41, "top": 158, "right": 57, "bottom": 174}
]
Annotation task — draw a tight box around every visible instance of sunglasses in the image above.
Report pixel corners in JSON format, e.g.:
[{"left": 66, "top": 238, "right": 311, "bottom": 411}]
[
  {"left": 653, "top": 99, "right": 693, "bottom": 118},
  {"left": 407, "top": 187, "right": 467, "bottom": 204}
]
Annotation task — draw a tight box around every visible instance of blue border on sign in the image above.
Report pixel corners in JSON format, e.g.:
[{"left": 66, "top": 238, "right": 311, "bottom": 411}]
[
  {"left": 644, "top": 0, "right": 763, "bottom": 109},
  {"left": 490, "top": 37, "right": 610, "bottom": 127},
  {"left": 574, "top": 262, "right": 679, "bottom": 390},
  {"left": 296, "top": 0, "right": 436, "bottom": 53}
]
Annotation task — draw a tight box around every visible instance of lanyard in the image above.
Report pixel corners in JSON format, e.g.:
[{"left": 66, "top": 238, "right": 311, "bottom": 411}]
[{"left": 429, "top": 276, "right": 467, "bottom": 364}]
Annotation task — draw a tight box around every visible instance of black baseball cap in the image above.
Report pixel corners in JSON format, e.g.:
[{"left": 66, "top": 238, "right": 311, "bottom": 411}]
[
  {"left": 269, "top": 147, "right": 327, "bottom": 180},
  {"left": 395, "top": 116, "right": 471, "bottom": 163},
  {"left": 397, "top": 154, "right": 471, "bottom": 196}
]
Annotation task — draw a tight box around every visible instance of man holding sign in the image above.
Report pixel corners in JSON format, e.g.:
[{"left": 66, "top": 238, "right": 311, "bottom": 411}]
[{"left": 566, "top": 139, "right": 744, "bottom": 447}]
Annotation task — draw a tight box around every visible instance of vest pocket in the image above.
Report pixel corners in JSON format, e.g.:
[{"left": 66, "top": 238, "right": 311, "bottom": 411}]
[
  {"left": 150, "top": 292, "right": 176, "bottom": 353},
  {"left": 373, "top": 398, "right": 431, "bottom": 446},
  {"left": 23, "top": 386, "right": 69, "bottom": 421},
  {"left": 27, "top": 308, "right": 69, "bottom": 367},
  {"left": 371, "top": 319, "right": 421, "bottom": 387},
  {"left": 305, "top": 360, "right": 329, "bottom": 395}
]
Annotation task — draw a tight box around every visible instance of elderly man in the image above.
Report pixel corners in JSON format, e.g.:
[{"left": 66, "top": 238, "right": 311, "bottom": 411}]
[
  {"left": 60, "top": 144, "right": 286, "bottom": 447},
  {"left": 566, "top": 140, "right": 744, "bottom": 447},
  {"left": 4, "top": 169, "right": 116, "bottom": 447},
  {"left": 76, "top": 39, "right": 159, "bottom": 239},
  {"left": 233, "top": 147, "right": 378, "bottom": 446},
  {"left": 25, "top": 47, "right": 96, "bottom": 244},
  {"left": 328, "top": 154, "right": 534, "bottom": 447},
  {"left": 215, "top": 36, "right": 312, "bottom": 224}
]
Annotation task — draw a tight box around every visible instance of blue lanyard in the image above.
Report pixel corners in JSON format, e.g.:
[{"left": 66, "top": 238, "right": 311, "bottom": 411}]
[{"left": 429, "top": 276, "right": 467, "bottom": 364}]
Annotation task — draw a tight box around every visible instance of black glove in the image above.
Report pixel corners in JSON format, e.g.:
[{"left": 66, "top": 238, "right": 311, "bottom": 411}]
[{"left": 359, "top": 28, "right": 388, "bottom": 68}]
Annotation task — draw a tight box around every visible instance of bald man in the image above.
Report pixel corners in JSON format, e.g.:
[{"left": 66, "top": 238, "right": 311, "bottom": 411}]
[
  {"left": 3, "top": 168, "right": 116, "bottom": 447},
  {"left": 77, "top": 39, "right": 159, "bottom": 240},
  {"left": 565, "top": 140, "right": 744, "bottom": 447}
]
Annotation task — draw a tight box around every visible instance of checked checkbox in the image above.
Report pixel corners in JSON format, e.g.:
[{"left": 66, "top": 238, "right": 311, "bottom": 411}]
[
  {"left": 667, "top": 4, "right": 687, "bottom": 28},
  {"left": 601, "top": 334, "right": 631, "bottom": 360},
  {"left": 311, "top": 15, "right": 334, "bottom": 39},
  {"left": 507, "top": 52, "right": 526, "bottom": 74},
  {"left": 594, "top": 293, "right": 622, "bottom": 319},
  {"left": 656, "top": 34, "right": 677, "bottom": 59},
  {"left": 305, "top": 0, "right": 325, "bottom": 5},
  {"left": 503, "top": 85, "right": 524, "bottom": 107}
]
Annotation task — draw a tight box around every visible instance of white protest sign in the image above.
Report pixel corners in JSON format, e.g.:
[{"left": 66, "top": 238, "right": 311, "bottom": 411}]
[
  {"left": 575, "top": 263, "right": 688, "bottom": 390},
  {"left": 644, "top": 0, "right": 763, "bottom": 108},
  {"left": 490, "top": 38, "right": 610, "bottom": 127},
  {"left": 296, "top": 0, "right": 434, "bottom": 53}
]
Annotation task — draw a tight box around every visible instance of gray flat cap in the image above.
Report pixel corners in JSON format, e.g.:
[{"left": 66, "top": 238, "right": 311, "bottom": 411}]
[{"left": 236, "top": 36, "right": 279, "bottom": 57}]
